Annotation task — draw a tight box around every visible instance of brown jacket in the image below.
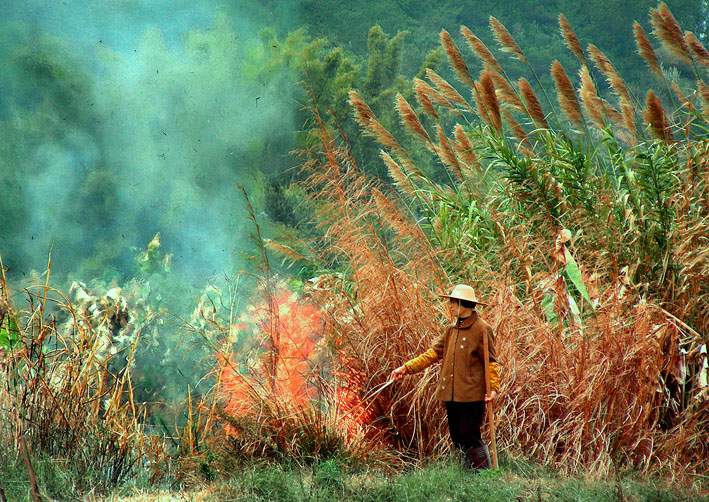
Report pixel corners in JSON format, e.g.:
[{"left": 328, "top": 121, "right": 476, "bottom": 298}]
[{"left": 404, "top": 311, "right": 499, "bottom": 402}]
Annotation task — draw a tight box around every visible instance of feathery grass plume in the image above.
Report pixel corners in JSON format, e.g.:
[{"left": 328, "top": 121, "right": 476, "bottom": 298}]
[
  {"left": 350, "top": 90, "right": 411, "bottom": 159},
  {"left": 380, "top": 150, "right": 416, "bottom": 196},
  {"left": 684, "top": 31, "right": 709, "bottom": 67},
  {"left": 650, "top": 3, "right": 691, "bottom": 64},
  {"left": 349, "top": 89, "right": 375, "bottom": 128},
  {"left": 489, "top": 16, "right": 526, "bottom": 63},
  {"left": 633, "top": 22, "right": 662, "bottom": 76},
  {"left": 473, "top": 81, "right": 494, "bottom": 126},
  {"left": 579, "top": 65, "right": 606, "bottom": 129},
  {"left": 559, "top": 14, "right": 585, "bottom": 63},
  {"left": 644, "top": 90, "right": 672, "bottom": 142},
  {"left": 440, "top": 30, "right": 475, "bottom": 88},
  {"left": 551, "top": 60, "right": 583, "bottom": 126},
  {"left": 480, "top": 71, "right": 502, "bottom": 131},
  {"left": 502, "top": 109, "right": 529, "bottom": 144},
  {"left": 587, "top": 44, "right": 632, "bottom": 103},
  {"left": 460, "top": 25, "right": 503, "bottom": 73},
  {"left": 489, "top": 70, "right": 525, "bottom": 111},
  {"left": 519, "top": 77, "right": 548, "bottom": 129},
  {"left": 425, "top": 68, "right": 471, "bottom": 109},
  {"left": 413, "top": 78, "right": 442, "bottom": 118},
  {"left": 435, "top": 125, "right": 464, "bottom": 180},
  {"left": 453, "top": 124, "right": 480, "bottom": 170},
  {"left": 396, "top": 93, "right": 434, "bottom": 148}
]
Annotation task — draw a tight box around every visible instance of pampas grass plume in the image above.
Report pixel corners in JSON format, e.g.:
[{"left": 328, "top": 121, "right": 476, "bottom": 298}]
[
  {"left": 633, "top": 22, "right": 662, "bottom": 76},
  {"left": 480, "top": 71, "right": 502, "bottom": 131},
  {"left": 460, "top": 25, "right": 503, "bottom": 73},
  {"left": 519, "top": 78, "right": 548, "bottom": 129},
  {"left": 650, "top": 3, "right": 692, "bottom": 64},
  {"left": 489, "top": 16, "right": 526, "bottom": 63},
  {"left": 559, "top": 14, "right": 584, "bottom": 63},
  {"left": 441, "top": 30, "right": 475, "bottom": 87},
  {"left": 426, "top": 69, "right": 470, "bottom": 109},
  {"left": 644, "top": 90, "right": 672, "bottom": 142},
  {"left": 551, "top": 60, "right": 583, "bottom": 126}
]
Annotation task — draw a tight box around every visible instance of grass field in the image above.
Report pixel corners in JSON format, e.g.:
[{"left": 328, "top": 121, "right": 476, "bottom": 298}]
[{"left": 2, "top": 454, "right": 705, "bottom": 501}]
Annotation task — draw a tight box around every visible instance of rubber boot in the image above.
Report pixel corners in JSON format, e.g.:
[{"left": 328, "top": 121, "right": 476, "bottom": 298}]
[{"left": 465, "top": 444, "right": 490, "bottom": 470}]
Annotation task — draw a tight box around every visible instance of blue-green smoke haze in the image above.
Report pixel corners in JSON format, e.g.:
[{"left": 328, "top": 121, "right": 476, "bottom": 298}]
[{"left": 0, "top": 0, "right": 300, "bottom": 284}]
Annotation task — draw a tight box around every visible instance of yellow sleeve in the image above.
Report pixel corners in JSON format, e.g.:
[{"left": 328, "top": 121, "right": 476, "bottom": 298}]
[
  {"left": 404, "top": 348, "right": 439, "bottom": 373},
  {"left": 488, "top": 361, "right": 501, "bottom": 392},
  {"left": 403, "top": 330, "right": 446, "bottom": 374}
]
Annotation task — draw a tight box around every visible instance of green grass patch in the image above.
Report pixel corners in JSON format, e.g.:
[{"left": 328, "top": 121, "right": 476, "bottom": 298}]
[{"left": 3, "top": 453, "right": 705, "bottom": 501}]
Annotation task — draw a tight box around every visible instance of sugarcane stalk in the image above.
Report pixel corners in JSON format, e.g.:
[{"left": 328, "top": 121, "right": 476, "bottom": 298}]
[{"left": 482, "top": 329, "right": 498, "bottom": 468}]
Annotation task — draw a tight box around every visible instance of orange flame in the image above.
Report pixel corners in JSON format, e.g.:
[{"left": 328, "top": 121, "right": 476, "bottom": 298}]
[{"left": 218, "top": 287, "right": 376, "bottom": 439}]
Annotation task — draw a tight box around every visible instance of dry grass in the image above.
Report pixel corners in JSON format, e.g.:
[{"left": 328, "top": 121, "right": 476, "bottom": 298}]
[
  {"left": 0, "top": 259, "right": 160, "bottom": 489},
  {"left": 292, "top": 1, "right": 708, "bottom": 481}
]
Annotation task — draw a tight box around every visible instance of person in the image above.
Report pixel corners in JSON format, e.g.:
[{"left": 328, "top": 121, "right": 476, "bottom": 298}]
[{"left": 390, "top": 284, "right": 500, "bottom": 469}]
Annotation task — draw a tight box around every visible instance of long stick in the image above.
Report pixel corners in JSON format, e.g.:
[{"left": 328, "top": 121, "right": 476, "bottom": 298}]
[
  {"left": 482, "top": 328, "right": 498, "bottom": 468},
  {"left": 19, "top": 436, "right": 42, "bottom": 502}
]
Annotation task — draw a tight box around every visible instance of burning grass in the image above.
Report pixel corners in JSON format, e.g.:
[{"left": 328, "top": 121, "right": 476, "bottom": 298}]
[{"left": 190, "top": 279, "right": 395, "bottom": 466}]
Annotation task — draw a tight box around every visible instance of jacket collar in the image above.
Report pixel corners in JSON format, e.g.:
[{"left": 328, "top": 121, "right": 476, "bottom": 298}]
[{"left": 454, "top": 310, "right": 478, "bottom": 329}]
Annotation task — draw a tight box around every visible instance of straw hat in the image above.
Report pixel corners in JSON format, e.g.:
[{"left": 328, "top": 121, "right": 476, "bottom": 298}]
[{"left": 439, "top": 284, "right": 487, "bottom": 306}]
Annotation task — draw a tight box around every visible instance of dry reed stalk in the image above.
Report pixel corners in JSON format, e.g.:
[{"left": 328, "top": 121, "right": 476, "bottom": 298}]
[
  {"left": 371, "top": 187, "right": 427, "bottom": 243},
  {"left": 480, "top": 71, "right": 502, "bottom": 132},
  {"left": 264, "top": 239, "right": 307, "bottom": 262},
  {"left": 413, "top": 78, "right": 441, "bottom": 119},
  {"left": 601, "top": 98, "right": 624, "bottom": 126},
  {"left": 396, "top": 93, "right": 434, "bottom": 148},
  {"left": 502, "top": 109, "right": 529, "bottom": 144},
  {"left": 489, "top": 69, "right": 525, "bottom": 111},
  {"left": 425, "top": 69, "right": 471, "bottom": 110},
  {"left": 650, "top": 3, "right": 692, "bottom": 65},
  {"left": 670, "top": 83, "right": 691, "bottom": 112},
  {"left": 579, "top": 65, "right": 606, "bottom": 129},
  {"left": 435, "top": 125, "right": 464, "bottom": 180},
  {"left": 551, "top": 60, "right": 584, "bottom": 127},
  {"left": 587, "top": 44, "right": 632, "bottom": 104},
  {"left": 700, "top": 81, "right": 709, "bottom": 120},
  {"left": 684, "top": 31, "right": 709, "bottom": 67},
  {"left": 440, "top": 30, "right": 475, "bottom": 88},
  {"left": 644, "top": 90, "right": 672, "bottom": 142},
  {"left": 519, "top": 78, "right": 549, "bottom": 129},
  {"left": 559, "top": 14, "right": 585, "bottom": 63},
  {"left": 489, "top": 16, "right": 527, "bottom": 63},
  {"left": 633, "top": 22, "right": 662, "bottom": 76},
  {"left": 460, "top": 25, "right": 503, "bottom": 73},
  {"left": 453, "top": 124, "right": 480, "bottom": 170}
]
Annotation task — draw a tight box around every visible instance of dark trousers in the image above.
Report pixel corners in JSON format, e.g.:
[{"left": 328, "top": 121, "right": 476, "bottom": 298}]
[{"left": 445, "top": 401, "right": 489, "bottom": 469}]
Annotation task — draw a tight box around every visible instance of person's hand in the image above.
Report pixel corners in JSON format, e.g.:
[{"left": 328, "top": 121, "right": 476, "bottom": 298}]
[
  {"left": 390, "top": 365, "right": 407, "bottom": 381},
  {"left": 484, "top": 390, "right": 498, "bottom": 402}
]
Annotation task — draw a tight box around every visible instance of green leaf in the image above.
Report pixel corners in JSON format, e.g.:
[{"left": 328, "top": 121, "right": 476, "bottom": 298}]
[
  {"left": 564, "top": 248, "right": 593, "bottom": 307},
  {"left": 541, "top": 293, "right": 557, "bottom": 323},
  {"left": 0, "top": 317, "right": 21, "bottom": 349}
]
